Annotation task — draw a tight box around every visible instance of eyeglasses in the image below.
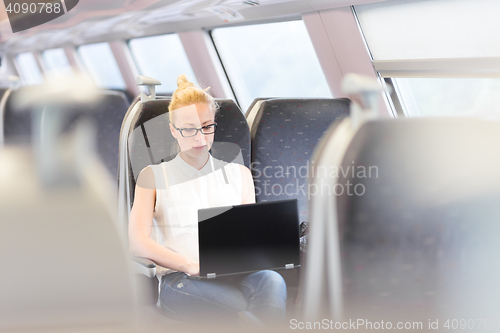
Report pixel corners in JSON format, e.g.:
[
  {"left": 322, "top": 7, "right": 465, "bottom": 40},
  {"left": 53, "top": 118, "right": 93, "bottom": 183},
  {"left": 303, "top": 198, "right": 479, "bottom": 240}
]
[{"left": 172, "top": 123, "right": 217, "bottom": 137}]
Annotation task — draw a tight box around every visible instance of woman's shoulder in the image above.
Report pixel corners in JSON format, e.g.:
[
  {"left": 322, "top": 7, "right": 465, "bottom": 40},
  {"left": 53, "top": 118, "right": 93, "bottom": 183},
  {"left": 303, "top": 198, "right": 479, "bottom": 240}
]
[
  {"left": 137, "top": 158, "right": 175, "bottom": 187},
  {"left": 145, "top": 156, "right": 178, "bottom": 173},
  {"left": 136, "top": 165, "right": 156, "bottom": 190}
]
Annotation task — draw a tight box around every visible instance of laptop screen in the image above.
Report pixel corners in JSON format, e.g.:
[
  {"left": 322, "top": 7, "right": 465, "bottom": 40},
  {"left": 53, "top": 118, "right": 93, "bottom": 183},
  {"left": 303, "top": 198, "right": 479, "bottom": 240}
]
[{"left": 198, "top": 199, "right": 300, "bottom": 277}]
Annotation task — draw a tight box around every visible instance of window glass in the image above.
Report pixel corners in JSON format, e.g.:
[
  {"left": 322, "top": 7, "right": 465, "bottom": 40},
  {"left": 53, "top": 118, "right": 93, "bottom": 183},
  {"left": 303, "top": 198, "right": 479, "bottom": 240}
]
[
  {"left": 78, "top": 43, "right": 126, "bottom": 89},
  {"left": 41, "top": 48, "right": 73, "bottom": 79},
  {"left": 129, "top": 34, "right": 197, "bottom": 94},
  {"left": 393, "top": 78, "right": 500, "bottom": 120},
  {"left": 354, "top": 0, "right": 500, "bottom": 60},
  {"left": 212, "top": 20, "right": 332, "bottom": 111},
  {"left": 15, "top": 52, "right": 44, "bottom": 85}
]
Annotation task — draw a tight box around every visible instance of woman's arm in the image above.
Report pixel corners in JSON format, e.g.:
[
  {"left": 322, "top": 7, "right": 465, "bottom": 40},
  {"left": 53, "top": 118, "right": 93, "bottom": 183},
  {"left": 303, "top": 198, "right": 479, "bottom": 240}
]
[
  {"left": 128, "top": 166, "right": 199, "bottom": 276},
  {"left": 240, "top": 165, "right": 256, "bottom": 204}
]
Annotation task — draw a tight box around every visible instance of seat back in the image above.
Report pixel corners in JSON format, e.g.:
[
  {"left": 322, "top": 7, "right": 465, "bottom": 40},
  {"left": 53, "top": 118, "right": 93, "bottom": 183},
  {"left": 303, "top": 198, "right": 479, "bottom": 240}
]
[
  {"left": 0, "top": 88, "right": 11, "bottom": 146},
  {"left": 250, "top": 98, "right": 350, "bottom": 222},
  {"left": 305, "top": 118, "right": 500, "bottom": 322},
  {"left": 0, "top": 124, "right": 135, "bottom": 330},
  {"left": 3, "top": 85, "right": 35, "bottom": 145},
  {"left": 2, "top": 87, "right": 129, "bottom": 179},
  {"left": 85, "top": 91, "right": 130, "bottom": 179},
  {"left": 245, "top": 97, "right": 274, "bottom": 127},
  {"left": 126, "top": 99, "right": 250, "bottom": 207}
]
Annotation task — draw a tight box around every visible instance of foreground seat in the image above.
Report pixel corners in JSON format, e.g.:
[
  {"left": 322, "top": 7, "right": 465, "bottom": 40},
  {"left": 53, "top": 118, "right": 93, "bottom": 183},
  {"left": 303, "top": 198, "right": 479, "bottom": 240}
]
[
  {"left": 303, "top": 117, "right": 500, "bottom": 323},
  {"left": 0, "top": 115, "right": 135, "bottom": 332}
]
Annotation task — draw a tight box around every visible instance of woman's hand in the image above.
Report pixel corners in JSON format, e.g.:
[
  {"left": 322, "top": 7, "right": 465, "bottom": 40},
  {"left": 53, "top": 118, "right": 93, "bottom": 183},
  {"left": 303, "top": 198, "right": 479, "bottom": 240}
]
[{"left": 184, "top": 260, "right": 200, "bottom": 276}]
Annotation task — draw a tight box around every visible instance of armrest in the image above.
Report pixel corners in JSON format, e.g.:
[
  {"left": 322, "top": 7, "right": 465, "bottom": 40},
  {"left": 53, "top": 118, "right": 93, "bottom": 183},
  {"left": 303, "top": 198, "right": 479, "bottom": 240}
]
[
  {"left": 133, "top": 257, "right": 156, "bottom": 268},
  {"left": 131, "top": 256, "right": 156, "bottom": 278},
  {"left": 136, "top": 75, "right": 162, "bottom": 102}
]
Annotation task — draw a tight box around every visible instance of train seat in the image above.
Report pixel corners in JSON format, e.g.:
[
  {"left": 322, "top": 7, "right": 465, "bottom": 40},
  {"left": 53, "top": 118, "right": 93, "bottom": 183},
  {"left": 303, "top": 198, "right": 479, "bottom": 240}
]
[
  {"left": 2, "top": 85, "right": 35, "bottom": 145},
  {"left": 1, "top": 86, "right": 129, "bottom": 180},
  {"left": 0, "top": 87, "right": 12, "bottom": 146},
  {"left": 247, "top": 98, "right": 350, "bottom": 300},
  {"left": 249, "top": 98, "right": 350, "bottom": 221},
  {"left": 0, "top": 120, "right": 135, "bottom": 332},
  {"left": 245, "top": 97, "right": 274, "bottom": 128},
  {"left": 61, "top": 90, "right": 130, "bottom": 179},
  {"left": 304, "top": 117, "right": 500, "bottom": 323},
  {"left": 118, "top": 96, "right": 250, "bottom": 304}
]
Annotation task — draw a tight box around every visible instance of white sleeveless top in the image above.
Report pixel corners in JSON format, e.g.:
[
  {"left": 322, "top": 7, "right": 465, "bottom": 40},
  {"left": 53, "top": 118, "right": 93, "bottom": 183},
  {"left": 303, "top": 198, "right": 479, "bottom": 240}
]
[{"left": 149, "top": 154, "right": 242, "bottom": 276}]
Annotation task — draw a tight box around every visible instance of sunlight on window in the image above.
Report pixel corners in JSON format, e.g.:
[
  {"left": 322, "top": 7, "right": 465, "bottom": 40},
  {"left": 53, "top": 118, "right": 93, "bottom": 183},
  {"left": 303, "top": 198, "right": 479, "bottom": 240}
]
[
  {"left": 78, "top": 43, "right": 126, "bottom": 89},
  {"left": 394, "top": 78, "right": 500, "bottom": 120},
  {"left": 16, "top": 52, "right": 44, "bottom": 85},
  {"left": 212, "top": 20, "right": 332, "bottom": 111},
  {"left": 42, "top": 48, "right": 73, "bottom": 79},
  {"left": 129, "top": 34, "right": 198, "bottom": 94}
]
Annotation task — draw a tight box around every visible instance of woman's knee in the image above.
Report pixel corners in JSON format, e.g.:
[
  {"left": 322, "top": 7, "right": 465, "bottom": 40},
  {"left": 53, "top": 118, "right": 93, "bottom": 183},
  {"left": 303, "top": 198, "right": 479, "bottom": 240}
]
[
  {"left": 262, "top": 270, "right": 286, "bottom": 287},
  {"left": 244, "top": 270, "right": 287, "bottom": 297},
  {"left": 243, "top": 271, "right": 287, "bottom": 325}
]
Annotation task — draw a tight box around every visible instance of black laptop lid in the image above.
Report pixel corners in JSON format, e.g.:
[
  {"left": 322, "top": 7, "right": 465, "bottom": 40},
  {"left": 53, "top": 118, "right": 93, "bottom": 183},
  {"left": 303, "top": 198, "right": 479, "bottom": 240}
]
[{"left": 198, "top": 199, "right": 300, "bottom": 277}]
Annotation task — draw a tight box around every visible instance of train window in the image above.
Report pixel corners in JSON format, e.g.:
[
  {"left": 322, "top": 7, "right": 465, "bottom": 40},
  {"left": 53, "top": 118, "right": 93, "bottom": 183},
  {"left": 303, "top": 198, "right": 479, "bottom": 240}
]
[
  {"left": 128, "top": 34, "right": 198, "bottom": 94},
  {"left": 211, "top": 20, "right": 332, "bottom": 110},
  {"left": 15, "top": 52, "right": 44, "bottom": 85},
  {"left": 354, "top": 0, "right": 500, "bottom": 60},
  {"left": 354, "top": 0, "right": 500, "bottom": 119},
  {"left": 392, "top": 78, "right": 500, "bottom": 120},
  {"left": 78, "top": 43, "right": 126, "bottom": 89},
  {"left": 41, "top": 48, "right": 73, "bottom": 79}
]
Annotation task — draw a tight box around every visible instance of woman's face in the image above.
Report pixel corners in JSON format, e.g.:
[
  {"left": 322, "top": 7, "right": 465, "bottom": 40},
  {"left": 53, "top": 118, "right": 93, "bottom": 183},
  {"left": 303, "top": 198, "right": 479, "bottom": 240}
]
[{"left": 170, "top": 103, "right": 215, "bottom": 158}]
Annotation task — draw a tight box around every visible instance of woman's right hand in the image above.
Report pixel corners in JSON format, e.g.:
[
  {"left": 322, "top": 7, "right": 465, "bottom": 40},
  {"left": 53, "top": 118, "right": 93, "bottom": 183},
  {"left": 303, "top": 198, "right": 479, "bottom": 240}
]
[{"left": 184, "top": 260, "right": 200, "bottom": 276}]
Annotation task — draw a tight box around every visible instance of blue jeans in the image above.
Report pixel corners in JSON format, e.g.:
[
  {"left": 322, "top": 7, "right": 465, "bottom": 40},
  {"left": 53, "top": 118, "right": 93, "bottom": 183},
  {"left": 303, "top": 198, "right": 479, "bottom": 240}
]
[{"left": 159, "top": 270, "right": 287, "bottom": 325}]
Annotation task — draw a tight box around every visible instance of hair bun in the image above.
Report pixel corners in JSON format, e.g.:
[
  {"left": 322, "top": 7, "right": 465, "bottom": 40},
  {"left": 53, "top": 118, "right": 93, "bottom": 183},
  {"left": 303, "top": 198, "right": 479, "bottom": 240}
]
[
  {"left": 169, "top": 74, "right": 218, "bottom": 116},
  {"left": 177, "top": 74, "right": 194, "bottom": 90}
]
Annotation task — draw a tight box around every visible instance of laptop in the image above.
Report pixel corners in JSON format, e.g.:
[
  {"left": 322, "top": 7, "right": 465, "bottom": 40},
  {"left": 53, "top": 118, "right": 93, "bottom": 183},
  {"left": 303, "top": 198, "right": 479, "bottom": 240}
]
[{"left": 190, "top": 199, "right": 301, "bottom": 279}]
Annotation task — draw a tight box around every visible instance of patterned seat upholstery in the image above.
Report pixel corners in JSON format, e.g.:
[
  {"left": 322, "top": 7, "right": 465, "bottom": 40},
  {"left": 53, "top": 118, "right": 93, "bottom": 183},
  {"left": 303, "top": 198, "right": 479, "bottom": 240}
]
[
  {"left": 245, "top": 97, "right": 274, "bottom": 118},
  {"left": 86, "top": 92, "right": 130, "bottom": 179},
  {"left": 334, "top": 119, "right": 500, "bottom": 322},
  {"left": 126, "top": 99, "right": 250, "bottom": 207},
  {"left": 3, "top": 87, "right": 129, "bottom": 179},
  {"left": 250, "top": 98, "right": 350, "bottom": 222}
]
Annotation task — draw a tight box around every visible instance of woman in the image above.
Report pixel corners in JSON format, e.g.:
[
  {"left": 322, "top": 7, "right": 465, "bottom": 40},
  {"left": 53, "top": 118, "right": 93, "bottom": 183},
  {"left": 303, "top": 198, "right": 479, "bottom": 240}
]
[{"left": 128, "top": 75, "right": 287, "bottom": 325}]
